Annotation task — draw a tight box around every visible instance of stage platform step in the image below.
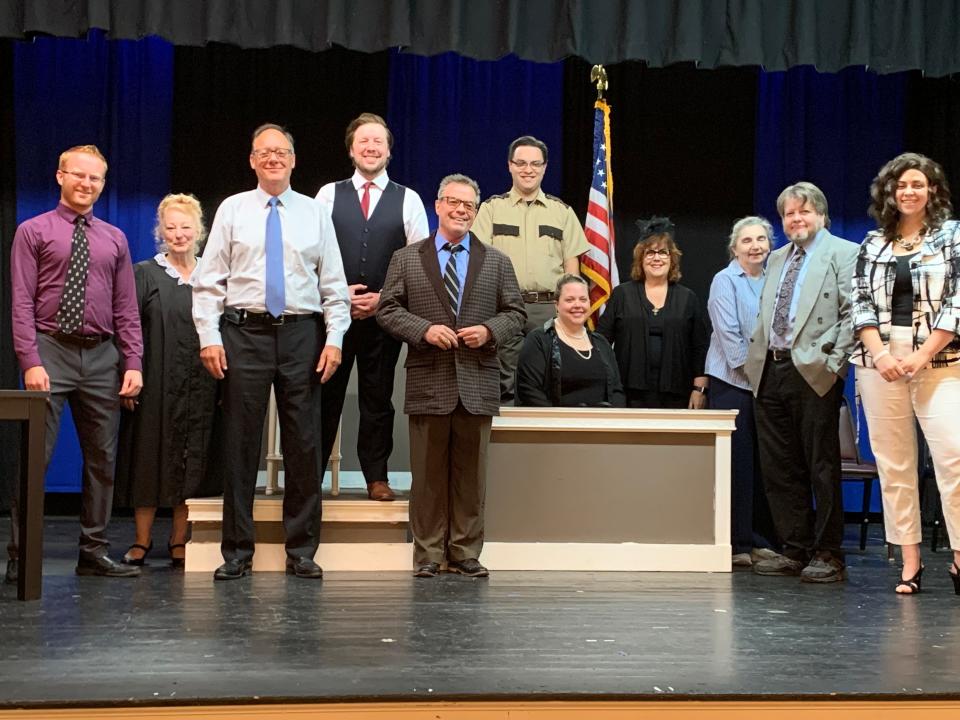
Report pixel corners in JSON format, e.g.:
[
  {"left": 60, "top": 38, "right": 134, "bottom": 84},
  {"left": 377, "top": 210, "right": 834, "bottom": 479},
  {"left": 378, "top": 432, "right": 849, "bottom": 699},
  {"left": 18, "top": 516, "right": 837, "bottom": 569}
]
[{"left": 185, "top": 492, "right": 413, "bottom": 572}]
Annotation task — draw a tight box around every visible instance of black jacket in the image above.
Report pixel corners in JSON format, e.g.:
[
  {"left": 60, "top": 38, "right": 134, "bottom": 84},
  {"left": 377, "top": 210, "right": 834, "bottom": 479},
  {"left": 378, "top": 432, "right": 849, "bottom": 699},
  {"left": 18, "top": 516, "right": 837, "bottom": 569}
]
[
  {"left": 595, "top": 281, "right": 710, "bottom": 394},
  {"left": 516, "top": 319, "right": 626, "bottom": 407}
]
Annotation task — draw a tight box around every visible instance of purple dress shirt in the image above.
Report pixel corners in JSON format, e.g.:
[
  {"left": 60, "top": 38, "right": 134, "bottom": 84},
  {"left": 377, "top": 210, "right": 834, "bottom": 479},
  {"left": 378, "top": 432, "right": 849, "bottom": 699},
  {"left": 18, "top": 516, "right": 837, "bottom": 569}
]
[{"left": 11, "top": 203, "right": 143, "bottom": 372}]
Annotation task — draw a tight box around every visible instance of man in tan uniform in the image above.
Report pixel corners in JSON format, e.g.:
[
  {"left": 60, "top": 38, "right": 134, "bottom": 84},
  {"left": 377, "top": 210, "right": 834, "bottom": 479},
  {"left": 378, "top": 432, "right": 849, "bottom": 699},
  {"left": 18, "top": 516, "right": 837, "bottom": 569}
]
[{"left": 472, "top": 135, "right": 589, "bottom": 403}]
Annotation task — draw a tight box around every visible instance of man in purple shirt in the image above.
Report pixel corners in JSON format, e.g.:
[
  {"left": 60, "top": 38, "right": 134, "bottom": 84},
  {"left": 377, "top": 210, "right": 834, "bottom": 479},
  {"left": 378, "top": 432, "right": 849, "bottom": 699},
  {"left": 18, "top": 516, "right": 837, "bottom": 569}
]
[{"left": 7, "top": 144, "right": 144, "bottom": 583}]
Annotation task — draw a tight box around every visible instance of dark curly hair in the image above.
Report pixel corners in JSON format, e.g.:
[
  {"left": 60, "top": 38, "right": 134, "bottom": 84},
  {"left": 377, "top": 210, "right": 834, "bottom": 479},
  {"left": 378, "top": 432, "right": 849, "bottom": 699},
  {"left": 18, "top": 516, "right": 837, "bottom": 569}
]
[
  {"left": 868, "top": 152, "right": 953, "bottom": 240},
  {"left": 630, "top": 216, "right": 682, "bottom": 283}
]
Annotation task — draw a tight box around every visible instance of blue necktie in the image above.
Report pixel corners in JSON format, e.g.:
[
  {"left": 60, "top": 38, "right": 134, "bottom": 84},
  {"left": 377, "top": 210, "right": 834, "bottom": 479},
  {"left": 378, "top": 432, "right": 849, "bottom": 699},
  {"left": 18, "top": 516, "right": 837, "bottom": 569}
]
[{"left": 265, "top": 196, "right": 285, "bottom": 317}]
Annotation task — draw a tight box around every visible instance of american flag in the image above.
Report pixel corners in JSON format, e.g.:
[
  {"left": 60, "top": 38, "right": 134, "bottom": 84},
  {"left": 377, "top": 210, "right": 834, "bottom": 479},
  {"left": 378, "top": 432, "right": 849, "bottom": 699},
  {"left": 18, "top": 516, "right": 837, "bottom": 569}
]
[{"left": 581, "top": 98, "right": 619, "bottom": 328}]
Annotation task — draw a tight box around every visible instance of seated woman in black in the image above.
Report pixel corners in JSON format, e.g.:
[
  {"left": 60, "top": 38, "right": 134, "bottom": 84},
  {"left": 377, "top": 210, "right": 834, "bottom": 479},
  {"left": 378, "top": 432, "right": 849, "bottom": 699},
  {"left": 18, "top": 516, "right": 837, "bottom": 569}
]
[
  {"left": 516, "top": 274, "right": 625, "bottom": 407},
  {"left": 596, "top": 216, "right": 710, "bottom": 408}
]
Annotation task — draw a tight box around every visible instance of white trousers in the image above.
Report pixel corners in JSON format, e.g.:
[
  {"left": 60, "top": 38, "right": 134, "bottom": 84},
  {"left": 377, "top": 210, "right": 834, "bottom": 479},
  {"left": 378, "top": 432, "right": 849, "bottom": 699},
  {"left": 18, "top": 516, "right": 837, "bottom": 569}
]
[{"left": 856, "top": 326, "right": 960, "bottom": 550}]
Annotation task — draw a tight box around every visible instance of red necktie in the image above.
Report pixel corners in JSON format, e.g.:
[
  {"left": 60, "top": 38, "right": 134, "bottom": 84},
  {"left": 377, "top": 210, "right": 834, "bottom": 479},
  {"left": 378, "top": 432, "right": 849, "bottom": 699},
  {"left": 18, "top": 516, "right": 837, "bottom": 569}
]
[{"left": 360, "top": 181, "right": 374, "bottom": 219}]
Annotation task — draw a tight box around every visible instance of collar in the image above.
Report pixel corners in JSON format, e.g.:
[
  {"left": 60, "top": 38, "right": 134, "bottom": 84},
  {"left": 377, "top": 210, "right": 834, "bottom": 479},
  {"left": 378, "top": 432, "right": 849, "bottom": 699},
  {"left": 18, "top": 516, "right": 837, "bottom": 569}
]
[
  {"left": 725, "top": 258, "right": 764, "bottom": 278},
  {"left": 352, "top": 169, "right": 389, "bottom": 192},
  {"left": 255, "top": 185, "right": 296, "bottom": 208},
  {"left": 56, "top": 202, "right": 94, "bottom": 226},
  {"left": 436, "top": 231, "right": 471, "bottom": 254},
  {"left": 507, "top": 187, "right": 547, "bottom": 206}
]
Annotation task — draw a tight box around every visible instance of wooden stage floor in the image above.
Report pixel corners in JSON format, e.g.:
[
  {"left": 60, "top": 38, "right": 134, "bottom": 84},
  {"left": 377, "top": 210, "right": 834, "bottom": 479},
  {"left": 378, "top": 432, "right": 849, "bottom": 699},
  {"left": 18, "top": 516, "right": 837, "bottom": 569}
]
[{"left": 1, "top": 517, "right": 959, "bottom": 711}]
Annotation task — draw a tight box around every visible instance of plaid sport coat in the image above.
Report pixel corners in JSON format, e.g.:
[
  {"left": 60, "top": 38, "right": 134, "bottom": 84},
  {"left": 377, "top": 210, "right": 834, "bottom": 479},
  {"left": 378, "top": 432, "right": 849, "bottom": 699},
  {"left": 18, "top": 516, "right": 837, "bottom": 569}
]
[{"left": 377, "top": 231, "right": 526, "bottom": 416}]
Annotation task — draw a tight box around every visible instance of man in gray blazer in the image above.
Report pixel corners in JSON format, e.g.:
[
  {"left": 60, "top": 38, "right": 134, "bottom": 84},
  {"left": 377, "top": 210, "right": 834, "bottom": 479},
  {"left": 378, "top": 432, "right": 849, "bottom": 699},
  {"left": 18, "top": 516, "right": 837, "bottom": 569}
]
[
  {"left": 377, "top": 174, "right": 525, "bottom": 579},
  {"left": 744, "top": 182, "right": 858, "bottom": 583}
]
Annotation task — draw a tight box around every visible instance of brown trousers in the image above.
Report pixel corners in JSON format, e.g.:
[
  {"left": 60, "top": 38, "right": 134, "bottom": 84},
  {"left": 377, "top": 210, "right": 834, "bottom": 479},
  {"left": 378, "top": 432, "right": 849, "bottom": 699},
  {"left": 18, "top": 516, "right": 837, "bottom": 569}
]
[{"left": 408, "top": 402, "right": 492, "bottom": 566}]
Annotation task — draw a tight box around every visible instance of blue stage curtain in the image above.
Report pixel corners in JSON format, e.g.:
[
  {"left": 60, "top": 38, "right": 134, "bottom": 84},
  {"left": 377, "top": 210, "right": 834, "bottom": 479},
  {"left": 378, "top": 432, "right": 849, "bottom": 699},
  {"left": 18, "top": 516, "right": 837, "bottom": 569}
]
[
  {"left": 754, "top": 65, "right": 908, "bottom": 512},
  {"left": 14, "top": 30, "right": 173, "bottom": 492},
  {"left": 386, "top": 50, "right": 564, "bottom": 229}
]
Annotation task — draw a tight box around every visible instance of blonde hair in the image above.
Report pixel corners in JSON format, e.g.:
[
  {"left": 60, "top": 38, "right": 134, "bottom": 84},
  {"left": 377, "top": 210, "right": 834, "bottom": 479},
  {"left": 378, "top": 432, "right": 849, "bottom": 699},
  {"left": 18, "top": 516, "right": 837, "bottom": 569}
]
[
  {"left": 154, "top": 193, "right": 206, "bottom": 254},
  {"left": 58, "top": 145, "right": 108, "bottom": 173}
]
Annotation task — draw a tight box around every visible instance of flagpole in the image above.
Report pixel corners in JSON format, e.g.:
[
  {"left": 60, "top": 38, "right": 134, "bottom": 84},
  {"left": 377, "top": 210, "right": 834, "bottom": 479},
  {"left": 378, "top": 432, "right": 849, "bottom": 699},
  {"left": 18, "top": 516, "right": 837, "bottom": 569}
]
[{"left": 581, "top": 65, "right": 619, "bottom": 329}]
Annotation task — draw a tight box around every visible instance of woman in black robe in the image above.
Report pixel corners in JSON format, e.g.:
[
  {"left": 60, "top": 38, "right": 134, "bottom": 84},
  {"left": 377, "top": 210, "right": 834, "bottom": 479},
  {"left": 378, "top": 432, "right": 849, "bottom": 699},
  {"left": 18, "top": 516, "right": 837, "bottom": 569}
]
[{"left": 115, "top": 193, "right": 219, "bottom": 567}]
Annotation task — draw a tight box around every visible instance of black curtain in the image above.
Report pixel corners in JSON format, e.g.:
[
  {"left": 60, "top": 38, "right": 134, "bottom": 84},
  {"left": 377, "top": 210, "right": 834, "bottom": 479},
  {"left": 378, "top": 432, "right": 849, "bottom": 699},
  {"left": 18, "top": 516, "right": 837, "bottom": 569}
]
[
  {"left": 904, "top": 75, "right": 960, "bottom": 198},
  {"left": 4, "top": 1, "right": 960, "bottom": 76},
  {"left": 561, "top": 59, "right": 757, "bottom": 302},
  {"left": 171, "top": 44, "right": 390, "bottom": 222},
  {"left": 1, "top": 38, "right": 18, "bottom": 512}
]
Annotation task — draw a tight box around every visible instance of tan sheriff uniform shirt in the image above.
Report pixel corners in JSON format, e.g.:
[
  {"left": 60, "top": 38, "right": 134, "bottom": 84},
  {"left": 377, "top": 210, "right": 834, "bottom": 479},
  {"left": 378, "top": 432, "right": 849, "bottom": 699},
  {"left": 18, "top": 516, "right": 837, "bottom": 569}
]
[{"left": 472, "top": 187, "right": 589, "bottom": 294}]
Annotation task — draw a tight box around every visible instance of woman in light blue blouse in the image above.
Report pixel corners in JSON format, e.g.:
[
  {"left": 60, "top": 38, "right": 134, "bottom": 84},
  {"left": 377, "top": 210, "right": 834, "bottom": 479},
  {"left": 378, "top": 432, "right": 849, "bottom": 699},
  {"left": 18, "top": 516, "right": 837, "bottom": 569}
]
[{"left": 705, "top": 216, "right": 778, "bottom": 568}]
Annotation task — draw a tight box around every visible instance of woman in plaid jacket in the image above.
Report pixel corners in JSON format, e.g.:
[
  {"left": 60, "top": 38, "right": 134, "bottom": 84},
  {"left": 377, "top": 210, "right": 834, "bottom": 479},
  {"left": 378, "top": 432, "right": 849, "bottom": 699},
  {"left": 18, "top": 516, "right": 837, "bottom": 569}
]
[{"left": 850, "top": 152, "right": 960, "bottom": 596}]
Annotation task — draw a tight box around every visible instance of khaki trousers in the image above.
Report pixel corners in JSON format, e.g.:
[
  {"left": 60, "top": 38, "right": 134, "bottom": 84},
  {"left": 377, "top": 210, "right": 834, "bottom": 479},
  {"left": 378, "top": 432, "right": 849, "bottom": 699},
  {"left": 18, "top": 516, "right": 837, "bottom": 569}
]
[
  {"left": 408, "top": 403, "right": 492, "bottom": 566},
  {"left": 857, "top": 326, "right": 960, "bottom": 549}
]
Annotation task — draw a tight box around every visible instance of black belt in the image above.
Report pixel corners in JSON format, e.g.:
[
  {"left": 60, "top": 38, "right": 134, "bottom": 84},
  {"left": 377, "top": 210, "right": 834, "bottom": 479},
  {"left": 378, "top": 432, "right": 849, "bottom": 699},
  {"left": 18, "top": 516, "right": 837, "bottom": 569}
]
[
  {"left": 768, "top": 348, "right": 792, "bottom": 362},
  {"left": 39, "top": 330, "right": 112, "bottom": 349},
  {"left": 224, "top": 308, "right": 317, "bottom": 327},
  {"left": 521, "top": 291, "right": 554, "bottom": 303}
]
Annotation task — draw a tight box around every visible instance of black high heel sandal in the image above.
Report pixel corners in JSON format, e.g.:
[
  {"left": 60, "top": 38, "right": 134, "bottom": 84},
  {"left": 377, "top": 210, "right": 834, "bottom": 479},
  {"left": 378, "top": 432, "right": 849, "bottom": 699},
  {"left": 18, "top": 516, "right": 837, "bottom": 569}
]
[
  {"left": 122, "top": 541, "right": 153, "bottom": 566},
  {"left": 168, "top": 542, "right": 186, "bottom": 569},
  {"left": 896, "top": 565, "right": 924, "bottom": 595},
  {"left": 950, "top": 562, "right": 960, "bottom": 596}
]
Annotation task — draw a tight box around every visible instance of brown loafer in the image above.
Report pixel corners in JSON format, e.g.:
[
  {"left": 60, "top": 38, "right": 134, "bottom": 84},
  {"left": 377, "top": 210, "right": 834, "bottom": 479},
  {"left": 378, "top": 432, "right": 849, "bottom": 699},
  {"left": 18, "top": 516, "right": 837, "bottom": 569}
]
[{"left": 367, "top": 480, "right": 396, "bottom": 501}]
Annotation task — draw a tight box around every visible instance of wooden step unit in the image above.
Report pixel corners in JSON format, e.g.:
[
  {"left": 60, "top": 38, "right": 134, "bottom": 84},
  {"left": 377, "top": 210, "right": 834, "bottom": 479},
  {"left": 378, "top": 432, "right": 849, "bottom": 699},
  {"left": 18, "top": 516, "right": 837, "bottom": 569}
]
[{"left": 185, "top": 492, "right": 413, "bottom": 572}]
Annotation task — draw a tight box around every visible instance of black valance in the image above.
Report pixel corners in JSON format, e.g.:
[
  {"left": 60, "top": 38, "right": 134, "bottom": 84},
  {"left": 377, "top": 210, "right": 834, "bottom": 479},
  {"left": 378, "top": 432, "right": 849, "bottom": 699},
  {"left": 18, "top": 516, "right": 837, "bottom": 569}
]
[{"left": 2, "top": 0, "right": 960, "bottom": 76}]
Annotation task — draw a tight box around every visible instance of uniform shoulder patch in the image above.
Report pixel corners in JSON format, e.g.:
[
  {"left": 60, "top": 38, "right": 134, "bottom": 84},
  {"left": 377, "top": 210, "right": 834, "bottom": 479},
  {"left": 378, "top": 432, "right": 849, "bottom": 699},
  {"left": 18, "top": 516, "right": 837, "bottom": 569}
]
[
  {"left": 544, "top": 193, "right": 570, "bottom": 208},
  {"left": 486, "top": 192, "right": 510, "bottom": 201}
]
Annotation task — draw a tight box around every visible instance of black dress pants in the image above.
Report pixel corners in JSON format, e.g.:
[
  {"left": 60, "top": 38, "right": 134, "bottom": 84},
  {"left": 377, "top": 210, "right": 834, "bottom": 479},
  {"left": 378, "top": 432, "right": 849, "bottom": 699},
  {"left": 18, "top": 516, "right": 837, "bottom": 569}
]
[
  {"left": 709, "top": 376, "right": 776, "bottom": 554},
  {"left": 755, "top": 356, "right": 845, "bottom": 561},
  {"left": 319, "top": 316, "right": 402, "bottom": 485},
  {"left": 220, "top": 317, "right": 323, "bottom": 563}
]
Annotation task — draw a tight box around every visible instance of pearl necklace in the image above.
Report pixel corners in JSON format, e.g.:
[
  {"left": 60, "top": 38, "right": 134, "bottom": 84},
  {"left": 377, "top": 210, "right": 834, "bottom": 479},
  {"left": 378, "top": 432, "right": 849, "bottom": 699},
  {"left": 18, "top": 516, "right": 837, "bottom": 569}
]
[{"left": 556, "top": 321, "right": 592, "bottom": 360}]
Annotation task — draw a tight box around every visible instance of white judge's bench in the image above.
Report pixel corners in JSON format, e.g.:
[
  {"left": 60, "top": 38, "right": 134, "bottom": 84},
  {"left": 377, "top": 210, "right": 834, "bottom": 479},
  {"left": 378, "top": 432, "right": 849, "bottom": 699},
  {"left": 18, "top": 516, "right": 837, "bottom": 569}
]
[{"left": 186, "top": 407, "right": 737, "bottom": 573}]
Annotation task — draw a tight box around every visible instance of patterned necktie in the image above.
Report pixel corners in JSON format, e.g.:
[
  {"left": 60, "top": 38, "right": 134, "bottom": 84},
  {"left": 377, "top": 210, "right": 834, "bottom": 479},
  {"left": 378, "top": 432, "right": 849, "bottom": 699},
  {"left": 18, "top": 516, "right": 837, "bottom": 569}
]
[
  {"left": 771, "top": 246, "right": 806, "bottom": 340},
  {"left": 442, "top": 242, "right": 465, "bottom": 313},
  {"left": 360, "top": 181, "right": 374, "bottom": 220},
  {"left": 57, "top": 216, "right": 90, "bottom": 334},
  {"left": 265, "top": 197, "right": 285, "bottom": 317}
]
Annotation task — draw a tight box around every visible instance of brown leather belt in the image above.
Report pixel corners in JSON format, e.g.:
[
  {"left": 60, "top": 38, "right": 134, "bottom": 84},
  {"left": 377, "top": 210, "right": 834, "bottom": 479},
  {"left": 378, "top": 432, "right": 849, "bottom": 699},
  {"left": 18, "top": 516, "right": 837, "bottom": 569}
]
[
  {"left": 39, "top": 330, "right": 112, "bottom": 349},
  {"left": 521, "top": 291, "right": 554, "bottom": 303}
]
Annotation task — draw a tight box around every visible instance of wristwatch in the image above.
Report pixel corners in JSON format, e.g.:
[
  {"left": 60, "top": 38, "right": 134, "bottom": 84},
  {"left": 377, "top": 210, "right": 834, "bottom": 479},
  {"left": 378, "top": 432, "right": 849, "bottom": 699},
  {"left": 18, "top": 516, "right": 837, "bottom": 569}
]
[{"left": 692, "top": 386, "right": 708, "bottom": 394}]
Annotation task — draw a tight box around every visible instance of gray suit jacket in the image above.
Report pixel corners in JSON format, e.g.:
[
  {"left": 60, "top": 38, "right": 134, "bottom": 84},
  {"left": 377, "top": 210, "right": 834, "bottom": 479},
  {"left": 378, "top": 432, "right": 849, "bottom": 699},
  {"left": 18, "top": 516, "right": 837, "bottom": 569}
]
[
  {"left": 377, "top": 232, "right": 526, "bottom": 416},
  {"left": 744, "top": 230, "right": 859, "bottom": 397}
]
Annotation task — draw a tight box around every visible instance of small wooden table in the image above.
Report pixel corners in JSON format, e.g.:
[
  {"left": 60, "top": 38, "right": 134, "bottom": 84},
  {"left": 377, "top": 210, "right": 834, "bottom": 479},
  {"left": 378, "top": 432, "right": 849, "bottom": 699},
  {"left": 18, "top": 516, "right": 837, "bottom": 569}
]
[{"left": 0, "top": 390, "right": 49, "bottom": 600}]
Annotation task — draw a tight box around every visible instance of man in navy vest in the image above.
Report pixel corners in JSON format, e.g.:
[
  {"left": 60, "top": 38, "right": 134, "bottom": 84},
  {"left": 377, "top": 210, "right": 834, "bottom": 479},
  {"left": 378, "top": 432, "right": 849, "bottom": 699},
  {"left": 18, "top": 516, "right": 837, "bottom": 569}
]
[{"left": 316, "top": 113, "right": 428, "bottom": 501}]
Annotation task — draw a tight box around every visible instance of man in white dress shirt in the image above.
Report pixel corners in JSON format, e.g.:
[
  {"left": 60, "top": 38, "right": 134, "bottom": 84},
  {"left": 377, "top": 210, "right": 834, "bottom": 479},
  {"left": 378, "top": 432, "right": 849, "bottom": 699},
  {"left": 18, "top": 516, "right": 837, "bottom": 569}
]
[
  {"left": 193, "top": 123, "right": 350, "bottom": 581},
  {"left": 315, "top": 113, "right": 428, "bottom": 501}
]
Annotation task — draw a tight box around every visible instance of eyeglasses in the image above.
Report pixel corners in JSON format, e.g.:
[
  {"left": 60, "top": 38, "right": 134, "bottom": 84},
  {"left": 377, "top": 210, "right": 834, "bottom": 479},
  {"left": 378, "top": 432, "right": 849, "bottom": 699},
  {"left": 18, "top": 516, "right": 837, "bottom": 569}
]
[
  {"left": 644, "top": 249, "right": 670, "bottom": 259},
  {"left": 60, "top": 170, "right": 105, "bottom": 185},
  {"left": 510, "top": 160, "right": 546, "bottom": 170},
  {"left": 440, "top": 196, "right": 477, "bottom": 213},
  {"left": 251, "top": 148, "right": 294, "bottom": 160}
]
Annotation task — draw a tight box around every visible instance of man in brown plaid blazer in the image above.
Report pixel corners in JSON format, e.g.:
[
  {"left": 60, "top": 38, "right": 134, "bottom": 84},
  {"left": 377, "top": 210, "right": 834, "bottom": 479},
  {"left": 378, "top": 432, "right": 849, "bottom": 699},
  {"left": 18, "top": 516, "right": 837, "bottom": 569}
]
[{"left": 377, "top": 174, "right": 525, "bottom": 578}]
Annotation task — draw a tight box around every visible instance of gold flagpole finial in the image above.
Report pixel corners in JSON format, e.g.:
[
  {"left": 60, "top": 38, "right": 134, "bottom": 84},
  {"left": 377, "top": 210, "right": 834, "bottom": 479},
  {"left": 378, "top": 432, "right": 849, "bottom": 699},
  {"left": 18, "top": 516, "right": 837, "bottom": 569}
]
[{"left": 590, "top": 65, "right": 608, "bottom": 100}]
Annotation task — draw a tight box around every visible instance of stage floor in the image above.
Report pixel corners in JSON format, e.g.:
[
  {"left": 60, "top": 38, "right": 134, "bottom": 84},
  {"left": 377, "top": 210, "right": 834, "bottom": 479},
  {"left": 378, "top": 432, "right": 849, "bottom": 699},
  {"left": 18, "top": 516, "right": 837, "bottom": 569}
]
[{"left": 1, "top": 517, "right": 959, "bottom": 708}]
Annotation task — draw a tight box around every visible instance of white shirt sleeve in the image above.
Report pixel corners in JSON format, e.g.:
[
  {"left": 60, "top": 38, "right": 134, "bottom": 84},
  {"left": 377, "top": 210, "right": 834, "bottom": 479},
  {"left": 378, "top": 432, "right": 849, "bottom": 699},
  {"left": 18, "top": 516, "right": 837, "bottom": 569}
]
[
  {"left": 315, "top": 202, "right": 351, "bottom": 348},
  {"left": 192, "top": 199, "right": 234, "bottom": 348}
]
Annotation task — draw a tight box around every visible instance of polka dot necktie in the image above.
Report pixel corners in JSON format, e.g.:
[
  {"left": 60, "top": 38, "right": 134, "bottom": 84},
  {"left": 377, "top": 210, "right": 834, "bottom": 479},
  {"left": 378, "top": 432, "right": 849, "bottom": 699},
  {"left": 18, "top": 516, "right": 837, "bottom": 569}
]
[
  {"left": 442, "top": 242, "right": 465, "bottom": 314},
  {"left": 57, "top": 216, "right": 89, "bottom": 334}
]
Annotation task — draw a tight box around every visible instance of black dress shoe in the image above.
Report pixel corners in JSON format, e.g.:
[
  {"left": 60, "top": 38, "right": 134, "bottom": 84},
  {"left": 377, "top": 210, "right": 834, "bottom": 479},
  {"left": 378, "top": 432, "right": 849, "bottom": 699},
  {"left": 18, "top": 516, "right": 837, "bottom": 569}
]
[
  {"left": 76, "top": 554, "right": 141, "bottom": 577},
  {"left": 4, "top": 559, "right": 17, "bottom": 585},
  {"left": 413, "top": 561, "right": 440, "bottom": 578},
  {"left": 213, "top": 559, "right": 252, "bottom": 581},
  {"left": 447, "top": 558, "right": 489, "bottom": 577},
  {"left": 285, "top": 556, "right": 323, "bottom": 579}
]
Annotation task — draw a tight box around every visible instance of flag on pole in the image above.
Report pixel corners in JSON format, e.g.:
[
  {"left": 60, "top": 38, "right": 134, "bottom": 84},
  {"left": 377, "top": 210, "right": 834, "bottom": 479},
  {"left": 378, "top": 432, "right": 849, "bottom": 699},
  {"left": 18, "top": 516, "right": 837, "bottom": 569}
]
[{"left": 581, "top": 98, "right": 619, "bottom": 328}]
